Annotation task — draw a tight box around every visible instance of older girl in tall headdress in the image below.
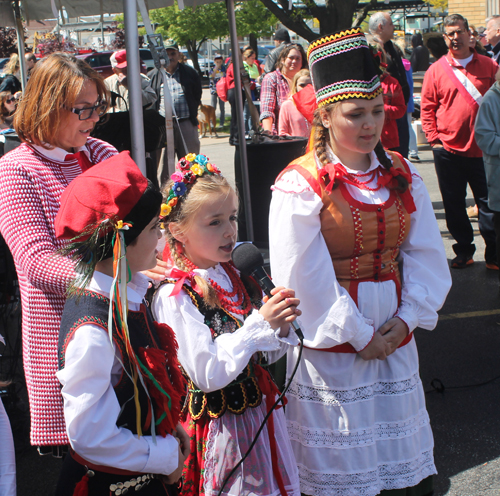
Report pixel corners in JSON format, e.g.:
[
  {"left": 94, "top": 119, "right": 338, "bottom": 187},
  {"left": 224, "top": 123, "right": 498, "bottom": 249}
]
[{"left": 269, "top": 28, "right": 451, "bottom": 496}]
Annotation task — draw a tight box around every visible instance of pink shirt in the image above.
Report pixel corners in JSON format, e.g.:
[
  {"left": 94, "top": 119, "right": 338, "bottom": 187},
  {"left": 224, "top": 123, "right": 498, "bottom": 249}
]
[{"left": 278, "top": 98, "right": 312, "bottom": 138}]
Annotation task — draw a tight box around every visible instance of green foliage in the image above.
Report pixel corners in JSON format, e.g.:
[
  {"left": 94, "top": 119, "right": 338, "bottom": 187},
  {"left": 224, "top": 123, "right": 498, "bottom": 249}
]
[
  {"left": 427, "top": 0, "right": 447, "bottom": 11},
  {"left": 150, "top": 4, "right": 229, "bottom": 48},
  {"left": 148, "top": 1, "right": 276, "bottom": 72},
  {"left": 235, "top": 0, "right": 278, "bottom": 37}
]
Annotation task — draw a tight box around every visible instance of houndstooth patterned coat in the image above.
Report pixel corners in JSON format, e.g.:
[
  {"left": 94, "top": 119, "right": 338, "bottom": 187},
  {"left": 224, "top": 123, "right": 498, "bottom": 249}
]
[{"left": 0, "top": 138, "right": 117, "bottom": 446}]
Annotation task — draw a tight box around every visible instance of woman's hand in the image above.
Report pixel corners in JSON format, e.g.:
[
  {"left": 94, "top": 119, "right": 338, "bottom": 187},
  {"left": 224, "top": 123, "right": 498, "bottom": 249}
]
[
  {"left": 377, "top": 317, "right": 409, "bottom": 356},
  {"left": 141, "top": 259, "right": 170, "bottom": 282},
  {"left": 259, "top": 286, "right": 300, "bottom": 337},
  {"left": 357, "top": 331, "right": 390, "bottom": 361}
]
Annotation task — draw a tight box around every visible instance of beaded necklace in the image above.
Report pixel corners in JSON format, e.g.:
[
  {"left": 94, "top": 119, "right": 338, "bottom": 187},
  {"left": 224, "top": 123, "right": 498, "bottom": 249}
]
[
  {"left": 180, "top": 256, "right": 252, "bottom": 315},
  {"left": 322, "top": 162, "right": 385, "bottom": 192}
]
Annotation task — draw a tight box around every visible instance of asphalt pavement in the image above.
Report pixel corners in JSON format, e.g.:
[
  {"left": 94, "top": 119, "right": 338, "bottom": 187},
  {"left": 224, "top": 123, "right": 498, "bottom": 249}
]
[{"left": 5, "top": 126, "right": 500, "bottom": 495}]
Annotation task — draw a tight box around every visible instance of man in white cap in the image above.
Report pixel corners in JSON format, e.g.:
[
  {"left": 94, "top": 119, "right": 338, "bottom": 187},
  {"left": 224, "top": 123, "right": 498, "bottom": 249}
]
[{"left": 105, "top": 49, "right": 157, "bottom": 112}]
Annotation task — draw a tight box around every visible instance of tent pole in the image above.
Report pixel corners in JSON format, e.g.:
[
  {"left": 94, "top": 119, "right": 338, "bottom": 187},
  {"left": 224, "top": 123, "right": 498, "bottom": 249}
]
[
  {"left": 13, "top": 0, "right": 27, "bottom": 91},
  {"left": 226, "top": 0, "right": 254, "bottom": 241},
  {"left": 124, "top": 0, "right": 147, "bottom": 176}
]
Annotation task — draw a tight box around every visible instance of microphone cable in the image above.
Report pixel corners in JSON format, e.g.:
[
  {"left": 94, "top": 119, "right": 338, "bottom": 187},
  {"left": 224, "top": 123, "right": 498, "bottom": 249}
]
[{"left": 216, "top": 333, "right": 304, "bottom": 496}]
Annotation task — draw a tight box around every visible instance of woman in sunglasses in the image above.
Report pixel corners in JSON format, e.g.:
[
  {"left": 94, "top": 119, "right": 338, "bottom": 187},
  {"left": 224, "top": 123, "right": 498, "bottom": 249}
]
[
  {"left": 0, "top": 52, "right": 117, "bottom": 452},
  {"left": 0, "top": 91, "right": 17, "bottom": 130}
]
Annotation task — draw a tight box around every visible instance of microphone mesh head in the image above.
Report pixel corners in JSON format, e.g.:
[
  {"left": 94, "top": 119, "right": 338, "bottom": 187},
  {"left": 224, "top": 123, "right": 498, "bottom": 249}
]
[{"left": 231, "top": 243, "right": 264, "bottom": 276}]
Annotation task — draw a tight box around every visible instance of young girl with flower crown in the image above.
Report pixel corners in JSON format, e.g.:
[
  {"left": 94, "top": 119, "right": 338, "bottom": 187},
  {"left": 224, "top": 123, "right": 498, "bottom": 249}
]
[{"left": 152, "top": 153, "right": 301, "bottom": 496}]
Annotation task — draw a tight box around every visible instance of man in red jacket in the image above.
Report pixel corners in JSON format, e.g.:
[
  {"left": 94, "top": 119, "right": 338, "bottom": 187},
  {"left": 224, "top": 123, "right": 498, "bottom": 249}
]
[{"left": 421, "top": 13, "right": 499, "bottom": 269}]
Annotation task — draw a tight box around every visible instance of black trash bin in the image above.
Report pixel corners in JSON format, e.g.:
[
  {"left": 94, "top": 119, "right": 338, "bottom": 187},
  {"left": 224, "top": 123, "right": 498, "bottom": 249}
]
[
  {"left": 234, "top": 136, "right": 308, "bottom": 248},
  {"left": 0, "top": 132, "right": 22, "bottom": 158}
]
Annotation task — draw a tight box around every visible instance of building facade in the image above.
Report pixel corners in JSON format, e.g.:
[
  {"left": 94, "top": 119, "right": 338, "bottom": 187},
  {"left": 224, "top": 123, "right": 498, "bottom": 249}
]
[{"left": 448, "top": 0, "right": 499, "bottom": 28}]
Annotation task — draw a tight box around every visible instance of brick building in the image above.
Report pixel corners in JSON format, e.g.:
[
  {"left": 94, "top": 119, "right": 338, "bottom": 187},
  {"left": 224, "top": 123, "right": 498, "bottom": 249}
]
[{"left": 448, "top": 0, "right": 499, "bottom": 28}]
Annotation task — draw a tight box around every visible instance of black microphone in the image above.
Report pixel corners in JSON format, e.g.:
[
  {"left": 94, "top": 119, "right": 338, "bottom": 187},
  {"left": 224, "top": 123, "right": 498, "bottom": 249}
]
[{"left": 232, "top": 243, "right": 304, "bottom": 340}]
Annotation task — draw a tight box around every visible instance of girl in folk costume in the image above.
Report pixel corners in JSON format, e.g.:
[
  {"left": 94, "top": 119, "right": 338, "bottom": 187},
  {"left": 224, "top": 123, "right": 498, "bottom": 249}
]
[
  {"left": 54, "top": 152, "right": 188, "bottom": 496},
  {"left": 152, "top": 153, "right": 301, "bottom": 496},
  {"left": 269, "top": 28, "right": 452, "bottom": 496}
]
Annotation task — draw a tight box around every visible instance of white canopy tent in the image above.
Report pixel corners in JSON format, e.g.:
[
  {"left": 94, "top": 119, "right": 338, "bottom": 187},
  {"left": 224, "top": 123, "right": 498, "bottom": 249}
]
[{"left": 0, "top": 0, "right": 254, "bottom": 239}]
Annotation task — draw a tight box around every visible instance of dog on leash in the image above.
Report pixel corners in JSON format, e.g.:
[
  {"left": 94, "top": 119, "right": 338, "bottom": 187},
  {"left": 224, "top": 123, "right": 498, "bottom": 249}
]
[{"left": 198, "top": 104, "right": 218, "bottom": 138}]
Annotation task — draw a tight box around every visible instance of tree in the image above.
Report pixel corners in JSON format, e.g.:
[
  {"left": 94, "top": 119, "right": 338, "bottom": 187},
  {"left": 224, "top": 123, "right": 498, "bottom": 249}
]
[
  {"left": 257, "top": 0, "right": 378, "bottom": 41},
  {"left": 235, "top": 0, "right": 278, "bottom": 53},
  {"left": 150, "top": 1, "right": 276, "bottom": 72},
  {"left": 150, "top": 4, "right": 228, "bottom": 73},
  {"left": 0, "top": 28, "right": 18, "bottom": 58},
  {"left": 427, "top": 0, "right": 447, "bottom": 12}
]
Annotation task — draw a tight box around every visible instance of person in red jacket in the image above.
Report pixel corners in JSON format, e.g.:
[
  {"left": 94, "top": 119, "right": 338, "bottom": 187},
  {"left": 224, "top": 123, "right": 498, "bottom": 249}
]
[
  {"left": 421, "top": 13, "right": 499, "bottom": 269},
  {"left": 377, "top": 45, "right": 407, "bottom": 150}
]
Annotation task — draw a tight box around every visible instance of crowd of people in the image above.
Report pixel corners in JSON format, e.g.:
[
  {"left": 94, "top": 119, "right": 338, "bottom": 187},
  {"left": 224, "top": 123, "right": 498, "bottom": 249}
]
[{"left": 0, "top": 9, "right": 499, "bottom": 496}]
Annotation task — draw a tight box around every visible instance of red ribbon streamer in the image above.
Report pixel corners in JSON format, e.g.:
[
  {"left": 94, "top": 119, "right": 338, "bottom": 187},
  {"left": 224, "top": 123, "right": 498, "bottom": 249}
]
[{"left": 377, "top": 167, "right": 416, "bottom": 213}]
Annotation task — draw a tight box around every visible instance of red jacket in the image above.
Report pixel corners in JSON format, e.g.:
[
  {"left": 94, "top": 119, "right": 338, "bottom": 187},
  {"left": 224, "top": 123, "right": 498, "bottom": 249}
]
[
  {"left": 380, "top": 74, "right": 407, "bottom": 149},
  {"left": 421, "top": 51, "right": 498, "bottom": 157}
]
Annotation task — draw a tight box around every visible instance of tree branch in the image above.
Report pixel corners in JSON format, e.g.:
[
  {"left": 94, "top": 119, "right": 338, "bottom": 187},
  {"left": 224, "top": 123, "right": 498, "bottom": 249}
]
[
  {"left": 352, "top": 0, "right": 377, "bottom": 28},
  {"left": 258, "top": 0, "right": 316, "bottom": 41}
]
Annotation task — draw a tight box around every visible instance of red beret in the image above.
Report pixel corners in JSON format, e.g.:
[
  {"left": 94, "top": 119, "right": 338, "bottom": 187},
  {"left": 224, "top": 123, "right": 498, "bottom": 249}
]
[{"left": 55, "top": 151, "right": 148, "bottom": 241}]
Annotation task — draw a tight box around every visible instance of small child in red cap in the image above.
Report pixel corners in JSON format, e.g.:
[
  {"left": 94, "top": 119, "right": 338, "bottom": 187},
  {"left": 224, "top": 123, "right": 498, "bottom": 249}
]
[{"left": 54, "top": 151, "right": 188, "bottom": 496}]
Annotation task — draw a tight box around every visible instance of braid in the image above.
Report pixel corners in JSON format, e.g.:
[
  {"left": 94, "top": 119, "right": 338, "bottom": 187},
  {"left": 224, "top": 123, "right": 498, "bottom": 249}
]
[
  {"left": 165, "top": 231, "right": 220, "bottom": 308},
  {"left": 312, "top": 109, "right": 330, "bottom": 167},
  {"left": 374, "top": 140, "right": 409, "bottom": 192},
  {"left": 312, "top": 104, "right": 341, "bottom": 190}
]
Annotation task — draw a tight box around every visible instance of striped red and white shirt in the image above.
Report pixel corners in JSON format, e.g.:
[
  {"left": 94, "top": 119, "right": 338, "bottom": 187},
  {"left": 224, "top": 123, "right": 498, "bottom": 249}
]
[{"left": 0, "top": 137, "right": 117, "bottom": 446}]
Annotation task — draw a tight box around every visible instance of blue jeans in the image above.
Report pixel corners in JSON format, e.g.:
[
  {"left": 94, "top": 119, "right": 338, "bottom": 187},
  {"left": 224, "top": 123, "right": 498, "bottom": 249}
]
[
  {"left": 433, "top": 147, "right": 496, "bottom": 261},
  {"left": 211, "top": 93, "right": 225, "bottom": 127}
]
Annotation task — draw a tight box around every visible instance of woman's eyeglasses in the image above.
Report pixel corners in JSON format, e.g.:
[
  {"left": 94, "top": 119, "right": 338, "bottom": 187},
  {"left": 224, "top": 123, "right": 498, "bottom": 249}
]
[
  {"left": 70, "top": 102, "right": 107, "bottom": 121},
  {"left": 5, "top": 97, "right": 16, "bottom": 104}
]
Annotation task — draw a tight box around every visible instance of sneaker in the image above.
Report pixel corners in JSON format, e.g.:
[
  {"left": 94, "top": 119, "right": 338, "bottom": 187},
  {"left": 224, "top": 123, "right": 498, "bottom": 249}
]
[
  {"left": 409, "top": 154, "right": 420, "bottom": 162},
  {"left": 451, "top": 255, "right": 474, "bottom": 269},
  {"left": 486, "top": 261, "right": 499, "bottom": 270}
]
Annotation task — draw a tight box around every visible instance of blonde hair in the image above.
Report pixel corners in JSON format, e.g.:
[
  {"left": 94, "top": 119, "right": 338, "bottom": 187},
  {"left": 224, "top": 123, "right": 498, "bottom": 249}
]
[
  {"left": 4, "top": 53, "right": 19, "bottom": 75},
  {"left": 290, "top": 69, "right": 310, "bottom": 95},
  {"left": 242, "top": 48, "right": 255, "bottom": 61},
  {"left": 163, "top": 174, "right": 236, "bottom": 308},
  {"left": 312, "top": 102, "right": 408, "bottom": 192},
  {"left": 14, "top": 52, "right": 109, "bottom": 149}
]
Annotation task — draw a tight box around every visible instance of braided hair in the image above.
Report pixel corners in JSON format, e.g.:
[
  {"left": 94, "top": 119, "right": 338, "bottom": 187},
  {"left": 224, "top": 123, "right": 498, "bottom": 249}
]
[{"left": 313, "top": 103, "right": 409, "bottom": 192}]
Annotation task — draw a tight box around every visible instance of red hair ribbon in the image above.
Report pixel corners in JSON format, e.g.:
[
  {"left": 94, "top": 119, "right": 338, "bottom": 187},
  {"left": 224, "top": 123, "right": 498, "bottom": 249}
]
[
  {"left": 377, "top": 167, "right": 416, "bottom": 213},
  {"left": 169, "top": 268, "right": 202, "bottom": 296},
  {"left": 318, "top": 163, "right": 347, "bottom": 193}
]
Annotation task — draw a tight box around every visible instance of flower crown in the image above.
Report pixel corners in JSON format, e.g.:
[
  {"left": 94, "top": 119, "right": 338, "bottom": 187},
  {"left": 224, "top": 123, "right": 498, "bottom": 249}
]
[{"left": 160, "top": 153, "right": 222, "bottom": 219}]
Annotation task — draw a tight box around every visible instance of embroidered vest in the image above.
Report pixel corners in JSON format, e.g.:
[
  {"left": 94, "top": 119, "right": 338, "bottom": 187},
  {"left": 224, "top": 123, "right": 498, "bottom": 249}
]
[
  {"left": 281, "top": 150, "right": 412, "bottom": 305},
  {"left": 58, "top": 290, "right": 183, "bottom": 435},
  {"left": 166, "top": 280, "right": 269, "bottom": 421}
]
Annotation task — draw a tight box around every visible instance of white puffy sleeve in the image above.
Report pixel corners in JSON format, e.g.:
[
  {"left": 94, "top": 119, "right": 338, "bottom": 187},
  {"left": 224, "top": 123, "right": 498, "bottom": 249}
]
[
  {"left": 152, "top": 284, "right": 295, "bottom": 392},
  {"left": 269, "top": 170, "right": 375, "bottom": 351},
  {"left": 395, "top": 162, "right": 452, "bottom": 332}
]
